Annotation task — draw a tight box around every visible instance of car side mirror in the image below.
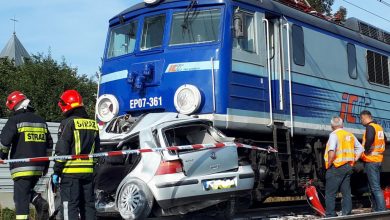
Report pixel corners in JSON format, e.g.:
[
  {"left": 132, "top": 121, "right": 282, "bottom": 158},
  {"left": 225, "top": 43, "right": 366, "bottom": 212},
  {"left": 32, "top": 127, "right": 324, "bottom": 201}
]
[{"left": 234, "top": 12, "right": 246, "bottom": 38}]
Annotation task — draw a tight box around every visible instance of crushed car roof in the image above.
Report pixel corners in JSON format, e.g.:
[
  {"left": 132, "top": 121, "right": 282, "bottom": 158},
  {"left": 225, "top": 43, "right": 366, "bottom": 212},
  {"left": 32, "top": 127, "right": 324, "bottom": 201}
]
[{"left": 99, "top": 113, "right": 210, "bottom": 142}]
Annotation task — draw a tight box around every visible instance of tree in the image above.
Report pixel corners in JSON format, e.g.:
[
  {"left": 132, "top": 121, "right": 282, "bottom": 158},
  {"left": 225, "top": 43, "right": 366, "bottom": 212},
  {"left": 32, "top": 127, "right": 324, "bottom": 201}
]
[
  {"left": 307, "top": 0, "right": 335, "bottom": 15},
  {"left": 0, "top": 54, "right": 98, "bottom": 122},
  {"left": 334, "top": 6, "right": 347, "bottom": 22}
]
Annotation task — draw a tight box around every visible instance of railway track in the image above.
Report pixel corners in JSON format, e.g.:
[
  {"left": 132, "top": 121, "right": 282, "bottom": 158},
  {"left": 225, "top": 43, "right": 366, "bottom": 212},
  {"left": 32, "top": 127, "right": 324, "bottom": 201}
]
[
  {"left": 97, "top": 198, "right": 390, "bottom": 220},
  {"left": 325, "top": 210, "right": 390, "bottom": 220}
]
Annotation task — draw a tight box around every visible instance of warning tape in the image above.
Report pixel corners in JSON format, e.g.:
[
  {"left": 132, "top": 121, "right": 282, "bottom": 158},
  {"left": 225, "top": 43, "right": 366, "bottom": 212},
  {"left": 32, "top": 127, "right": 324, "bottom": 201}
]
[{"left": 0, "top": 142, "right": 277, "bottom": 164}]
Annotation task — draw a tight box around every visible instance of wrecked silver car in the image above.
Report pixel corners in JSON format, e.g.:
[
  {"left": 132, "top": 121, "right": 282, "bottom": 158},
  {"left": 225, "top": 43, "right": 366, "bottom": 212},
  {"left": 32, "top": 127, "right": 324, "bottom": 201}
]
[{"left": 94, "top": 113, "right": 254, "bottom": 219}]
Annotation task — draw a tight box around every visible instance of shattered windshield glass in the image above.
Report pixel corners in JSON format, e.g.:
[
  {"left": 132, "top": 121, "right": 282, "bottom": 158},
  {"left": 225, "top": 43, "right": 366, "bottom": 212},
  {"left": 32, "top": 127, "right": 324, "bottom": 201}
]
[{"left": 164, "top": 123, "right": 221, "bottom": 146}]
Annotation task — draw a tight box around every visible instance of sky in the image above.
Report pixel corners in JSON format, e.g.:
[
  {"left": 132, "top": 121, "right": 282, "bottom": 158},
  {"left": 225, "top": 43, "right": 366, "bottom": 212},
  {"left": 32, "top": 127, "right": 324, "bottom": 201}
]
[
  {"left": 0, "top": 0, "right": 388, "bottom": 79},
  {"left": 332, "top": 0, "right": 390, "bottom": 31}
]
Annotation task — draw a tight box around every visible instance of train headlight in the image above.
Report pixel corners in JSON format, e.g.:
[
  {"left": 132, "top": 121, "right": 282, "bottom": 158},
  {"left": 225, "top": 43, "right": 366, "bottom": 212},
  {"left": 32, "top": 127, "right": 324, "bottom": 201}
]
[
  {"left": 96, "top": 94, "right": 119, "bottom": 122},
  {"left": 174, "top": 85, "right": 201, "bottom": 115},
  {"left": 144, "top": 0, "right": 162, "bottom": 5}
]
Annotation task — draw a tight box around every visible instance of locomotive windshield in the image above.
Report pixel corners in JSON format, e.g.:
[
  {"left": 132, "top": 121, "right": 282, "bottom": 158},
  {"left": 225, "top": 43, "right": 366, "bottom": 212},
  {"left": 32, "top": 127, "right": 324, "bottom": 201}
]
[
  {"left": 170, "top": 9, "right": 221, "bottom": 46},
  {"left": 141, "top": 14, "right": 166, "bottom": 50},
  {"left": 107, "top": 8, "right": 222, "bottom": 58},
  {"left": 107, "top": 20, "right": 138, "bottom": 58}
]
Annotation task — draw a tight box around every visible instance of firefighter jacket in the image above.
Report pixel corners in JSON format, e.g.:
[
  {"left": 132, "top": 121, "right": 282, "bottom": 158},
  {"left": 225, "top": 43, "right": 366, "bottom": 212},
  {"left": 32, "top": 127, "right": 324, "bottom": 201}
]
[
  {"left": 324, "top": 129, "right": 356, "bottom": 169},
  {"left": 362, "top": 122, "right": 386, "bottom": 163},
  {"left": 53, "top": 107, "right": 100, "bottom": 178},
  {"left": 0, "top": 108, "right": 53, "bottom": 179}
]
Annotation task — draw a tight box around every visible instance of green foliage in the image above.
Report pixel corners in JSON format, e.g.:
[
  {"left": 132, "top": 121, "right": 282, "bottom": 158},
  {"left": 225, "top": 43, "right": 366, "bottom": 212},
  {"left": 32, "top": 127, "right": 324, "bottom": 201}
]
[
  {"left": 0, "top": 205, "right": 37, "bottom": 220},
  {"left": 307, "top": 0, "right": 335, "bottom": 15},
  {"left": 0, "top": 54, "right": 98, "bottom": 122},
  {"left": 334, "top": 6, "right": 347, "bottom": 22},
  {"left": 0, "top": 207, "right": 15, "bottom": 220}
]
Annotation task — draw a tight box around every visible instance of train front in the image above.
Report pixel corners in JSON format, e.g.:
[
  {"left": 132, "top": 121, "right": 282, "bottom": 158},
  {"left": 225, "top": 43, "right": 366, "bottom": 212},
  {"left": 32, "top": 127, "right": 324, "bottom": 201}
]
[{"left": 96, "top": 0, "right": 230, "bottom": 123}]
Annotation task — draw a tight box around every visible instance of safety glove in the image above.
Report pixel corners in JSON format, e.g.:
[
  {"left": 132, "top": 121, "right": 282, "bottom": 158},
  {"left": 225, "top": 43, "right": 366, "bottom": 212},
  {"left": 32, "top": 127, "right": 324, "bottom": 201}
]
[{"left": 51, "top": 174, "right": 60, "bottom": 186}]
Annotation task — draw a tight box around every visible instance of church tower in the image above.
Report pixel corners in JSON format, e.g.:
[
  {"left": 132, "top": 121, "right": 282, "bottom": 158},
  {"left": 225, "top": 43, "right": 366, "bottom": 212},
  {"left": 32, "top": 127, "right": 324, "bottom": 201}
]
[{"left": 0, "top": 18, "right": 30, "bottom": 66}]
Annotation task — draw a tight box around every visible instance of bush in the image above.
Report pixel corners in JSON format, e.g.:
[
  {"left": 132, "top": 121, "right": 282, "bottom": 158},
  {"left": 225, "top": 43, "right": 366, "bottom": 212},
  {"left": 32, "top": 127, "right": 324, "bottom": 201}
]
[
  {"left": 0, "top": 207, "right": 15, "bottom": 220},
  {"left": 0, "top": 205, "right": 37, "bottom": 220},
  {"left": 0, "top": 54, "right": 98, "bottom": 121}
]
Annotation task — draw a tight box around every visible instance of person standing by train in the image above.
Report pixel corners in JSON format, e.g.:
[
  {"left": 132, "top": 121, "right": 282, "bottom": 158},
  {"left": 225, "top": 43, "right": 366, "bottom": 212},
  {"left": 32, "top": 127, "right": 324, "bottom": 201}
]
[
  {"left": 52, "top": 90, "right": 99, "bottom": 220},
  {"left": 0, "top": 91, "right": 52, "bottom": 220},
  {"left": 360, "top": 110, "right": 386, "bottom": 212},
  {"left": 324, "top": 116, "right": 364, "bottom": 217}
]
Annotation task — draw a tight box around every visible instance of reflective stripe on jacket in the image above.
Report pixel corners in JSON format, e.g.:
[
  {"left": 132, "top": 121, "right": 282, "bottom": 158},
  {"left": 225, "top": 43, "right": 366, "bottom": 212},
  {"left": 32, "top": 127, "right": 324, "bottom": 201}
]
[
  {"left": 324, "top": 129, "right": 355, "bottom": 169},
  {"left": 0, "top": 109, "right": 52, "bottom": 180},
  {"left": 362, "top": 123, "right": 385, "bottom": 163},
  {"left": 60, "top": 118, "right": 98, "bottom": 175}
]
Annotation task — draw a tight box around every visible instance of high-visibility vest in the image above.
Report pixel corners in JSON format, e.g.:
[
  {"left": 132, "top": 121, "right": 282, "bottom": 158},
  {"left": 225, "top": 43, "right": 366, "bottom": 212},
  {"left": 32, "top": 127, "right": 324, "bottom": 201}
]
[
  {"left": 60, "top": 118, "right": 98, "bottom": 175},
  {"left": 361, "top": 123, "right": 385, "bottom": 163},
  {"left": 324, "top": 129, "right": 355, "bottom": 169}
]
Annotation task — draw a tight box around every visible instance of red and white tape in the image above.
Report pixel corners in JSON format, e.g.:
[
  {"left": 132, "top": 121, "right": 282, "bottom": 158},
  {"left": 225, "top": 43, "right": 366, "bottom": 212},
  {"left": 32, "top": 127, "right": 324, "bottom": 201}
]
[{"left": 0, "top": 142, "right": 277, "bottom": 164}]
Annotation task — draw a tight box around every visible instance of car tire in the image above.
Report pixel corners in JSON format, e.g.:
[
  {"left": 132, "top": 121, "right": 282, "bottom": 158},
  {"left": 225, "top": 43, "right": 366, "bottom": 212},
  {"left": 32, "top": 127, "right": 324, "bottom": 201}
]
[{"left": 117, "top": 178, "right": 154, "bottom": 220}]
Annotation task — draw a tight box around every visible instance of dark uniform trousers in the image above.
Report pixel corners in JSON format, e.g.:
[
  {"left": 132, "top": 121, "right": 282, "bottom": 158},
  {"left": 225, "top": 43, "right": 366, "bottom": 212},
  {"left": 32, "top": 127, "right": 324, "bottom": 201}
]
[
  {"left": 325, "top": 164, "right": 353, "bottom": 217},
  {"left": 54, "top": 109, "right": 99, "bottom": 220},
  {"left": 14, "top": 177, "right": 40, "bottom": 219},
  {"left": 61, "top": 175, "right": 96, "bottom": 220}
]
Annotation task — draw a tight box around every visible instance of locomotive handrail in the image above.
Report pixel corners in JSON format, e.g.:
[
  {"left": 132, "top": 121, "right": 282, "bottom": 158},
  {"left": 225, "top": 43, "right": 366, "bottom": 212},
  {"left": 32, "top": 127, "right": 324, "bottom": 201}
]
[
  {"left": 211, "top": 57, "right": 216, "bottom": 113},
  {"left": 263, "top": 17, "right": 273, "bottom": 127},
  {"left": 284, "top": 19, "right": 294, "bottom": 137}
]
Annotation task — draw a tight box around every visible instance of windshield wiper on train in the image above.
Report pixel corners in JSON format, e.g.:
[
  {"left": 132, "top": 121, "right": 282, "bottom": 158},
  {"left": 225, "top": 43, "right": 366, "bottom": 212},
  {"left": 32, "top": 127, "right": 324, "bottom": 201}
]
[{"left": 181, "top": 0, "right": 198, "bottom": 31}]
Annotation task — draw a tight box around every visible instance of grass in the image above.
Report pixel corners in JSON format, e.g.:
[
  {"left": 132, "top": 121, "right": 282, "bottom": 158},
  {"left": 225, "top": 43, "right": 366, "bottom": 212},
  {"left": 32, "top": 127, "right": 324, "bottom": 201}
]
[{"left": 0, "top": 205, "right": 37, "bottom": 220}]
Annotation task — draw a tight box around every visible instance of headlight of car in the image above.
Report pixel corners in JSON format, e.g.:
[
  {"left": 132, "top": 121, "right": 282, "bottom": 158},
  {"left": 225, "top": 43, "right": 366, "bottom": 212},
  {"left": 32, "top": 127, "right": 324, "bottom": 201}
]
[
  {"left": 174, "top": 84, "right": 201, "bottom": 115},
  {"left": 96, "top": 94, "right": 119, "bottom": 122}
]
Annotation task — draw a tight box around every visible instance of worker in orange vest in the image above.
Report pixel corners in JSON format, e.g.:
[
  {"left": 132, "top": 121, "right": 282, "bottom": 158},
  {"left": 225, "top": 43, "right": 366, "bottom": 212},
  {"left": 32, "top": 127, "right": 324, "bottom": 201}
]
[
  {"left": 360, "top": 110, "right": 386, "bottom": 212},
  {"left": 324, "top": 116, "right": 363, "bottom": 217}
]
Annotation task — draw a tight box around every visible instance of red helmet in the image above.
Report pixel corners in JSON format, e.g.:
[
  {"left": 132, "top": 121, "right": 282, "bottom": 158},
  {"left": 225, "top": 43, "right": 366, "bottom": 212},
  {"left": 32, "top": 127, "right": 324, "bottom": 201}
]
[
  {"left": 58, "top": 90, "right": 83, "bottom": 113},
  {"left": 6, "top": 91, "right": 27, "bottom": 111}
]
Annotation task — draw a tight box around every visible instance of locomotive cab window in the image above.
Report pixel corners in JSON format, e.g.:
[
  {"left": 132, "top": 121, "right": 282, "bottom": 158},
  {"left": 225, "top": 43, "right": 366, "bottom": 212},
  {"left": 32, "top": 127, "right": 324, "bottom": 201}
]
[
  {"left": 141, "top": 14, "right": 166, "bottom": 50},
  {"left": 367, "top": 50, "right": 389, "bottom": 86},
  {"left": 170, "top": 9, "right": 221, "bottom": 46},
  {"left": 108, "top": 20, "right": 138, "bottom": 58},
  {"left": 233, "top": 10, "right": 256, "bottom": 53},
  {"left": 292, "top": 24, "right": 305, "bottom": 66},
  {"left": 347, "top": 43, "right": 357, "bottom": 79}
]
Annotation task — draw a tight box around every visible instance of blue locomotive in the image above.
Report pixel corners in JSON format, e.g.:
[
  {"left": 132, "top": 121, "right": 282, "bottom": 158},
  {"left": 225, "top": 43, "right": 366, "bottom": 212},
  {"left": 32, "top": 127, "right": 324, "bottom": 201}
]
[{"left": 96, "top": 0, "right": 390, "bottom": 199}]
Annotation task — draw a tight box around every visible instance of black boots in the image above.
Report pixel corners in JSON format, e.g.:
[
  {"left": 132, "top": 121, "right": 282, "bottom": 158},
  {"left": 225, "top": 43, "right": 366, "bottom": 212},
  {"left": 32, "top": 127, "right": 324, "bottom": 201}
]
[{"left": 32, "top": 194, "right": 49, "bottom": 220}]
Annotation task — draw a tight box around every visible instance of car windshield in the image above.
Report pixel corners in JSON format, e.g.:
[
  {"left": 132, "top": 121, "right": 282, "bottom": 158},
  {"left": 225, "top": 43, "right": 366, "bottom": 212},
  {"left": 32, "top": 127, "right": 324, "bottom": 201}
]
[
  {"left": 170, "top": 9, "right": 221, "bottom": 46},
  {"left": 141, "top": 14, "right": 166, "bottom": 50},
  {"left": 108, "top": 20, "right": 138, "bottom": 58}
]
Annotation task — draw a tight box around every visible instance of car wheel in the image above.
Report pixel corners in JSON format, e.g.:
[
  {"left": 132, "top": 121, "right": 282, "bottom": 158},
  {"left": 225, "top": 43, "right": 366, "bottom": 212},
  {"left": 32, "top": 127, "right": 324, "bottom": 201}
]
[{"left": 117, "top": 178, "right": 153, "bottom": 220}]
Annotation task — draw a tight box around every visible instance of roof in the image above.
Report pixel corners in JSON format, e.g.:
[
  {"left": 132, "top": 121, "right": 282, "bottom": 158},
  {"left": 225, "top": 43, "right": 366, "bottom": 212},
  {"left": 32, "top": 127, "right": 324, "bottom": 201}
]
[
  {"left": 99, "top": 113, "right": 209, "bottom": 142},
  {"left": 111, "top": 0, "right": 390, "bottom": 54},
  {"left": 236, "top": 0, "right": 390, "bottom": 53},
  {"left": 0, "top": 33, "right": 30, "bottom": 66},
  {"left": 111, "top": 0, "right": 180, "bottom": 21}
]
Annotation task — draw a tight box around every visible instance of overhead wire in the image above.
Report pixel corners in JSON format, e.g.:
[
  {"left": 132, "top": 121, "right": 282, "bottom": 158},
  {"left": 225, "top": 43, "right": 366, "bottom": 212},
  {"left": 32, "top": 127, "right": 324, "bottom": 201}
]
[
  {"left": 341, "top": 0, "right": 390, "bottom": 23},
  {"left": 377, "top": 0, "right": 390, "bottom": 8}
]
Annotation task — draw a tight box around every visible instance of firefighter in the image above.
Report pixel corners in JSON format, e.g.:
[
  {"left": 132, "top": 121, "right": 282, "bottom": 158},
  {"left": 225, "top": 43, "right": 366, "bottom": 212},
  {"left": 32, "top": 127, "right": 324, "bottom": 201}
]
[
  {"left": 324, "top": 116, "right": 363, "bottom": 217},
  {"left": 0, "top": 91, "right": 52, "bottom": 220},
  {"left": 52, "top": 90, "right": 99, "bottom": 220},
  {"left": 360, "top": 110, "right": 386, "bottom": 212}
]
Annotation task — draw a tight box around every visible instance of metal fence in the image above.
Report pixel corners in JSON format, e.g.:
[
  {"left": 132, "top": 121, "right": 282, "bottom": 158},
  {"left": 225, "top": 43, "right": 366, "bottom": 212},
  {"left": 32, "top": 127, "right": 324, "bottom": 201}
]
[{"left": 0, "top": 119, "right": 59, "bottom": 193}]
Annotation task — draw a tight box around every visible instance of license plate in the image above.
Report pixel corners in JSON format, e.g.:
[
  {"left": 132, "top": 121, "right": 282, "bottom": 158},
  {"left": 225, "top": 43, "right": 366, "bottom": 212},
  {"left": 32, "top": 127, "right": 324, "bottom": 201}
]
[{"left": 202, "top": 177, "right": 237, "bottom": 191}]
